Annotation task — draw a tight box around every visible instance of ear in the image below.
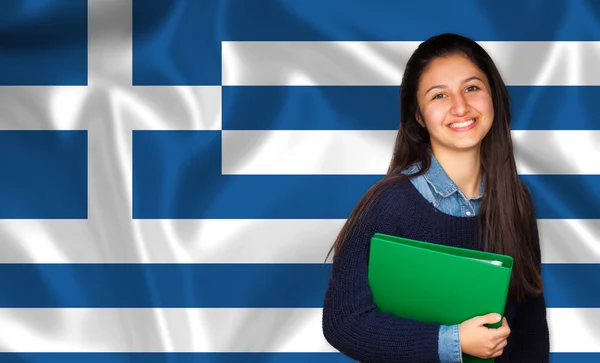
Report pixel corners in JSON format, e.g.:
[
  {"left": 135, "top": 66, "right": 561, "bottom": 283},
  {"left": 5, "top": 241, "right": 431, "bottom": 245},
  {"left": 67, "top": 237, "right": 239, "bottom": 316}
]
[{"left": 415, "top": 111, "right": 425, "bottom": 128}]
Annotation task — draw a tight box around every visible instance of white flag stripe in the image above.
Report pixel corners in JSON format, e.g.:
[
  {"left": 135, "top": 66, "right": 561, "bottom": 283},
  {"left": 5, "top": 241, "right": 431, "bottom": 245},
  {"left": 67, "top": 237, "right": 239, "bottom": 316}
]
[
  {"left": 222, "top": 130, "right": 395, "bottom": 175},
  {"left": 0, "top": 219, "right": 596, "bottom": 264},
  {"left": 511, "top": 130, "right": 600, "bottom": 175},
  {"left": 0, "top": 308, "right": 333, "bottom": 353},
  {"left": 537, "top": 219, "right": 600, "bottom": 264},
  {"left": 109, "top": 86, "right": 222, "bottom": 131},
  {"left": 0, "top": 87, "right": 90, "bottom": 131},
  {"left": 222, "top": 130, "right": 600, "bottom": 175},
  {"left": 0, "top": 86, "right": 221, "bottom": 131},
  {"left": 0, "top": 308, "right": 592, "bottom": 353},
  {"left": 222, "top": 41, "right": 600, "bottom": 86},
  {"left": 548, "top": 308, "right": 600, "bottom": 352},
  {"left": 0, "top": 219, "right": 341, "bottom": 264}
]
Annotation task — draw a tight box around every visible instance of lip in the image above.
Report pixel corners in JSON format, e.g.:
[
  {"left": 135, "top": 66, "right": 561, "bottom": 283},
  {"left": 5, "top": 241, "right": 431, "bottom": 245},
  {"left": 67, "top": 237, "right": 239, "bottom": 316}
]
[{"left": 448, "top": 117, "right": 477, "bottom": 132}]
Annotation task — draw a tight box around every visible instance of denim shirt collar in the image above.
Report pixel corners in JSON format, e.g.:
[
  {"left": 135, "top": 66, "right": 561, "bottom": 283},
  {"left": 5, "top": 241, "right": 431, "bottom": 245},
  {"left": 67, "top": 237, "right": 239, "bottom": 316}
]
[{"left": 423, "top": 153, "right": 485, "bottom": 200}]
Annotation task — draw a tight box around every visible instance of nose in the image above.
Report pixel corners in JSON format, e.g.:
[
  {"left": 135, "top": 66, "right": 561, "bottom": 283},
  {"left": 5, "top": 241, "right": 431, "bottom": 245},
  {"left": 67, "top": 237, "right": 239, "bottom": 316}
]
[{"left": 450, "top": 93, "right": 469, "bottom": 116}]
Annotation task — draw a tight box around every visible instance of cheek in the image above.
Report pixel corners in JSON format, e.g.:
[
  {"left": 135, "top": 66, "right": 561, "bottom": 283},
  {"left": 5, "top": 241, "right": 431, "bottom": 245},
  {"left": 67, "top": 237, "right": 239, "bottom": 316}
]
[
  {"left": 421, "top": 105, "right": 447, "bottom": 128},
  {"left": 470, "top": 95, "right": 494, "bottom": 118}
]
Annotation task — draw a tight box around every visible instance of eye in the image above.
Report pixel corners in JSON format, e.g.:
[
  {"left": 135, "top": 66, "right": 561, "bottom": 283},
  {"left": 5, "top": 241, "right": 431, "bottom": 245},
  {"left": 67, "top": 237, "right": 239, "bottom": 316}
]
[
  {"left": 466, "top": 85, "right": 479, "bottom": 92},
  {"left": 432, "top": 93, "right": 445, "bottom": 100}
]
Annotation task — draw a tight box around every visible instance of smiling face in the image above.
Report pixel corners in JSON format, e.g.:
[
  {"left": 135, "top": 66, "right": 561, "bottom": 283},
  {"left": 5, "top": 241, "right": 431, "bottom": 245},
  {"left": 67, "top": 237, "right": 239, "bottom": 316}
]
[{"left": 415, "top": 53, "right": 494, "bottom": 155}]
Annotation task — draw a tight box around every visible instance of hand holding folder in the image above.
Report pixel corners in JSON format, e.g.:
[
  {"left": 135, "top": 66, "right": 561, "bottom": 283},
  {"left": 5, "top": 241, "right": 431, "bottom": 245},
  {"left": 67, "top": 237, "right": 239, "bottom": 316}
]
[{"left": 367, "top": 233, "right": 514, "bottom": 363}]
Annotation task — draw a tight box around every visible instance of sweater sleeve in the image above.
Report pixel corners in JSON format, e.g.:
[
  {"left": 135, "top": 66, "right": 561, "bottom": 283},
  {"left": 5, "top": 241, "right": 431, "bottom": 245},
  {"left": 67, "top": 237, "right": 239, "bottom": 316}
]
[
  {"left": 322, "top": 187, "right": 442, "bottom": 363},
  {"left": 509, "top": 185, "right": 550, "bottom": 361}
]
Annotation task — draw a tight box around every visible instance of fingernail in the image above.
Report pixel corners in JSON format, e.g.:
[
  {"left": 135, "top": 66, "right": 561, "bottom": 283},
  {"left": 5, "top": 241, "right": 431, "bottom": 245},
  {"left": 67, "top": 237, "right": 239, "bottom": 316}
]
[{"left": 496, "top": 314, "right": 501, "bottom": 321}]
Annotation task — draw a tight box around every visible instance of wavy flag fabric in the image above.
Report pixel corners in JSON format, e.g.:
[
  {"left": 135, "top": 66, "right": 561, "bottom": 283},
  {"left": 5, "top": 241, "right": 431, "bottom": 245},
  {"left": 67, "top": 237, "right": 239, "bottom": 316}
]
[{"left": 0, "top": 0, "right": 599, "bottom": 362}]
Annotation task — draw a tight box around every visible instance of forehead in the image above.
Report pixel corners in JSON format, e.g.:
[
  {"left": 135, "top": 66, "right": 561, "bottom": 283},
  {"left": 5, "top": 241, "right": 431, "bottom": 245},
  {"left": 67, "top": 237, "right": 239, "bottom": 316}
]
[{"left": 420, "top": 53, "right": 488, "bottom": 85}]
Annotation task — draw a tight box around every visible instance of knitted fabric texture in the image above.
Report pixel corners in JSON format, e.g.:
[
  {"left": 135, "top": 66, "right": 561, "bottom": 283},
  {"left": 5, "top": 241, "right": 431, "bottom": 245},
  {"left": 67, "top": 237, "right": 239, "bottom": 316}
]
[{"left": 322, "top": 179, "right": 549, "bottom": 363}]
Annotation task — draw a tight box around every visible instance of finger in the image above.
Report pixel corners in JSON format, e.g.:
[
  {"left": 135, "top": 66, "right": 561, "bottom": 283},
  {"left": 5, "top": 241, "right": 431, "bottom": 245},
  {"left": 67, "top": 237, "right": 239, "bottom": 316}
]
[
  {"left": 487, "top": 339, "right": 508, "bottom": 358},
  {"left": 500, "top": 318, "right": 511, "bottom": 335},
  {"left": 495, "top": 317, "right": 508, "bottom": 328},
  {"left": 491, "top": 340, "right": 508, "bottom": 358},
  {"left": 479, "top": 313, "right": 502, "bottom": 326},
  {"left": 492, "top": 318, "right": 510, "bottom": 336},
  {"left": 492, "top": 337, "right": 509, "bottom": 350},
  {"left": 491, "top": 347, "right": 505, "bottom": 358},
  {"left": 492, "top": 326, "right": 511, "bottom": 341}
]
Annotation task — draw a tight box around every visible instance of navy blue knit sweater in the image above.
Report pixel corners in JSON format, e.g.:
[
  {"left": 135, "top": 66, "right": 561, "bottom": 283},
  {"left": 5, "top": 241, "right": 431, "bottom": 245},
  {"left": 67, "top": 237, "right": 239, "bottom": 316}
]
[{"left": 322, "top": 179, "right": 550, "bottom": 362}]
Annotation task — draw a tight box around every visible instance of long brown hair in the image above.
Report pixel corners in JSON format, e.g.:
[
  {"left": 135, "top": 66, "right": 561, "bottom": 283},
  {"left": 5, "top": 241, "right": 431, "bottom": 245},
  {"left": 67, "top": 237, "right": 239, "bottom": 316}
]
[{"left": 326, "top": 33, "right": 543, "bottom": 303}]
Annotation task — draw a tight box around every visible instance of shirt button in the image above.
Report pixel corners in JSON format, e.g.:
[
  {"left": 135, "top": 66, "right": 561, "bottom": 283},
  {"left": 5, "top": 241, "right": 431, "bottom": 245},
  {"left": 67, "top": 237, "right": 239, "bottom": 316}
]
[{"left": 466, "top": 211, "right": 471, "bottom": 216}]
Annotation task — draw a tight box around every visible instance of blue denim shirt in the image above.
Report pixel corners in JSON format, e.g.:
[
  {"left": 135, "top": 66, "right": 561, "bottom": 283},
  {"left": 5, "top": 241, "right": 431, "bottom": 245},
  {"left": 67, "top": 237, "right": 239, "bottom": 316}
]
[{"left": 402, "top": 154, "right": 484, "bottom": 363}]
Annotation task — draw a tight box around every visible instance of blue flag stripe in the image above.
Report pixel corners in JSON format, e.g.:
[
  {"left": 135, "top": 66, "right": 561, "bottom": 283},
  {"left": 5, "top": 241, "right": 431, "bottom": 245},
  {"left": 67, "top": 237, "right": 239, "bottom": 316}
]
[
  {"left": 132, "top": 0, "right": 600, "bottom": 85},
  {"left": 132, "top": 0, "right": 600, "bottom": 42},
  {"left": 0, "top": 263, "right": 594, "bottom": 308},
  {"left": 219, "top": 0, "right": 600, "bottom": 42},
  {"left": 0, "top": 0, "right": 87, "bottom": 85},
  {"left": 0, "top": 353, "right": 595, "bottom": 362},
  {"left": 223, "top": 86, "right": 600, "bottom": 131},
  {"left": 0, "top": 131, "right": 87, "bottom": 219},
  {"left": 132, "top": 131, "right": 600, "bottom": 219}
]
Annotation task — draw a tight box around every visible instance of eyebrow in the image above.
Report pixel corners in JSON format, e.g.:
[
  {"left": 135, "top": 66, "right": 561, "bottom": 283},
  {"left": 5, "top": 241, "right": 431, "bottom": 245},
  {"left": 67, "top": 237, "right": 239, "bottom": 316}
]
[{"left": 425, "top": 76, "right": 484, "bottom": 95}]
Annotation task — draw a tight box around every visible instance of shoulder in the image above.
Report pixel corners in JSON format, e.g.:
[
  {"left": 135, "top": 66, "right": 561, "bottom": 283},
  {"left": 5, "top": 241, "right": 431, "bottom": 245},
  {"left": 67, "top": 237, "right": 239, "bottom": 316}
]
[
  {"left": 372, "top": 176, "right": 418, "bottom": 203},
  {"left": 336, "top": 177, "right": 420, "bottom": 252},
  {"left": 362, "top": 176, "right": 423, "bottom": 221}
]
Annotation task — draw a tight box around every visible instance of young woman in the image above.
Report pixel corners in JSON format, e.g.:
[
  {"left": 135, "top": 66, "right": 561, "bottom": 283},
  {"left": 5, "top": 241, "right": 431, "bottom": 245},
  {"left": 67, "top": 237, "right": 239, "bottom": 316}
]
[{"left": 322, "top": 33, "right": 550, "bottom": 362}]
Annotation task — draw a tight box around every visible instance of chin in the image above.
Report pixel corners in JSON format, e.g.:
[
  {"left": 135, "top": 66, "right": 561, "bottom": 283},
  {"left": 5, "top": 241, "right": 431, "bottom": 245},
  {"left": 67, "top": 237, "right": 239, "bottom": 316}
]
[
  {"left": 457, "top": 144, "right": 483, "bottom": 152},
  {"left": 432, "top": 135, "right": 485, "bottom": 153},
  {"left": 453, "top": 134, "right": 486, "bottom": 148},
  {"left": 450, "top": 140, "right": 483, "bottom": 151}
]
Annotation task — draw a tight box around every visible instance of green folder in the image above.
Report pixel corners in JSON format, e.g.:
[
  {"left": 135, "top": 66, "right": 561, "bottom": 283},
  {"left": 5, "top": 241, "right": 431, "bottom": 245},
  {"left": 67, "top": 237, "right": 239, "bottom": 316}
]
[{"left": 367, "top": 233, "right": 514, "bottom": 363}]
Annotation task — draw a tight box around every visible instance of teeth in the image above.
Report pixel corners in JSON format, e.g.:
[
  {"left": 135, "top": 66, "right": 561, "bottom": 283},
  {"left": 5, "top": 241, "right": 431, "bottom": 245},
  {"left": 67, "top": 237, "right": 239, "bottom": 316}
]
[{"left": 449, "top": 118, "right": 475, "bottom": 129}]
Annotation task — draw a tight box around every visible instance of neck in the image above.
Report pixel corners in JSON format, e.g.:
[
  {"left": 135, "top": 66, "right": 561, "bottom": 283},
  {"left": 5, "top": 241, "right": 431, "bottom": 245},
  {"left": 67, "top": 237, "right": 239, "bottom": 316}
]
[{"left": 432, "top": 146, "right": 482, "bottom": 199}]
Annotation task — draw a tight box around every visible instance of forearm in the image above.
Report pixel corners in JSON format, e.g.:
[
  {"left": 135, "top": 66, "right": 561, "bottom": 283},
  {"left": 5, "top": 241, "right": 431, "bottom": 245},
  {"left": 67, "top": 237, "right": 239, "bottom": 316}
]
[{"left": 323, "top": 288, "right": 442, "bottom": 362}]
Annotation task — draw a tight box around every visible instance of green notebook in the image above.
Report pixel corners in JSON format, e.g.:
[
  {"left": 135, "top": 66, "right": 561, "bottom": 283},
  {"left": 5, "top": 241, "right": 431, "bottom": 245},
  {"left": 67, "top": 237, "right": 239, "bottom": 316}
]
[{"left": 367, "top": 233, "right": 514, "bottom": 363}]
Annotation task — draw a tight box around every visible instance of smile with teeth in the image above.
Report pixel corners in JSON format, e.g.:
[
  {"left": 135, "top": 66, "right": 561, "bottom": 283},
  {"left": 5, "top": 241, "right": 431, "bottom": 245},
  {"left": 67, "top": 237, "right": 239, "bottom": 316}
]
[{"left": 449, "top": 118, "right": 476, "bottom": 129}]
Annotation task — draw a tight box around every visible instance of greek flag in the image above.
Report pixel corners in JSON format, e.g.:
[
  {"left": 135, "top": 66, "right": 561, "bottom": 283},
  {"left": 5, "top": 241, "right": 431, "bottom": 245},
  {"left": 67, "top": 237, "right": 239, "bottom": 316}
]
[{"left": 0, "top": 0, "right": 598, "bottom": 362}]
